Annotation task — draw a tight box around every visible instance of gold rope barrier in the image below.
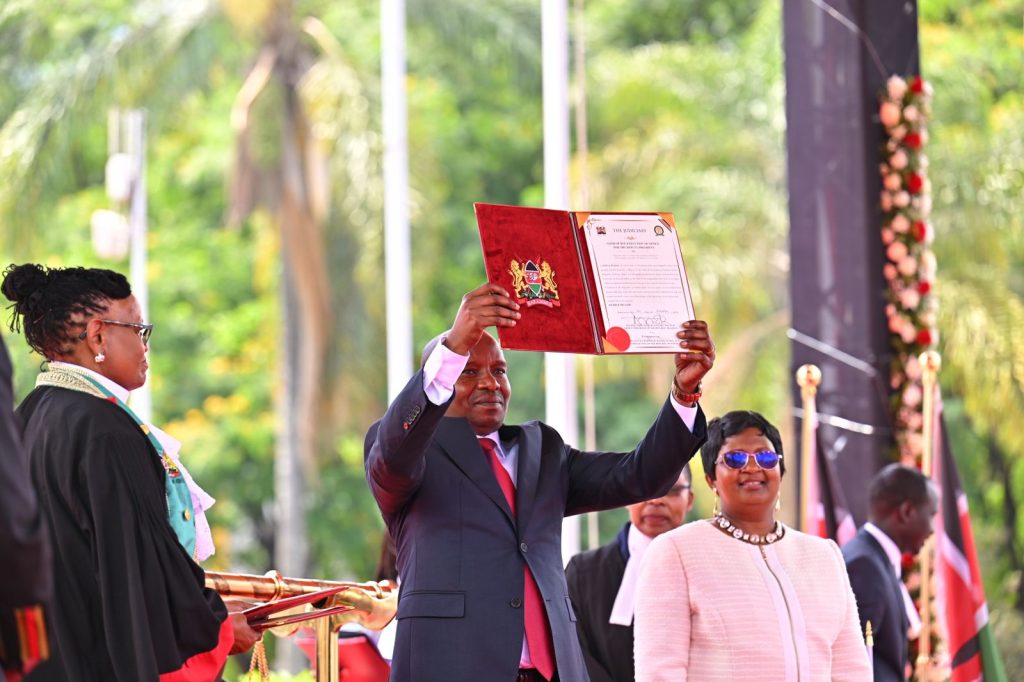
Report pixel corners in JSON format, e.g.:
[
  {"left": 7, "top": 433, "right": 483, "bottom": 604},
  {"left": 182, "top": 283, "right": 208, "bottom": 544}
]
[
  {"left": 796, "top": 364, "right": 822, "bottom": 532},
  {"left": 206, "top": 570, "right": 397, "bottom": 682},
  {"left": 915, "top": 350, "right": 940, "bottom": 680}
]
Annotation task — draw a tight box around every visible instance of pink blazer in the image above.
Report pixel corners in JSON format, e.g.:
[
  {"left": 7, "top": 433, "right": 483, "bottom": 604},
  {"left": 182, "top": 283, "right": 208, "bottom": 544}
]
[{"left": 634, "top": 520, "right": 871, "bottom": 681}]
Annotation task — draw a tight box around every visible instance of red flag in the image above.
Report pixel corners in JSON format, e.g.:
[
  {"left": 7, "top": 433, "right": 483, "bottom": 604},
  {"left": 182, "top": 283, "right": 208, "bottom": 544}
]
[
  {"left": 815, "top": 429, "right": 856, "bottom": 545},
  {"left": 931, "top": 388, "right": 1007, "bottom": 682},
  {"left": 800, "top": 408, "right": 856, "bottom": 545}
]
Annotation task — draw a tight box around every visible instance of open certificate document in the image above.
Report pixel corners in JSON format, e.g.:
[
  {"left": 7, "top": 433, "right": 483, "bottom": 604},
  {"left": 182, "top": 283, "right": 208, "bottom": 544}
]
[
  {"left": 475, "top": 203, "right": 697, "bottom": 354},
  {"left": 582, "top": 214, "right": 695, "bottom": 352}
]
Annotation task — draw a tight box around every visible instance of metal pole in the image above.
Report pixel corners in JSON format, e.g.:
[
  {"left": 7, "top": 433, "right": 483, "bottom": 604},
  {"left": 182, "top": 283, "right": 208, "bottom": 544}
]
[
  {"left": 127, "top": 109, "right": 152, "bottom": 423},
  {"left": 541, "top": 0, "right": 580, "bottom": 564},
  {"left": 796, "top": 364, "right": 821, "bottom": 532},
  {"left": 314, "top": 617, "right": 340, "bottom": 682},
  {"left": 381, "top": 0, "right": 413, "bottom": 402},
  {"left": 915, "top": 350, "right": 940, "bottom": 680}
]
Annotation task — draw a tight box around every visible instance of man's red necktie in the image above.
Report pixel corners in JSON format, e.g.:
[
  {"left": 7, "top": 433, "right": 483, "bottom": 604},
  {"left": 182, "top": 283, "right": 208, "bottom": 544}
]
[{"left": 479, "top": 438, "right": 556, "bottom": 680}]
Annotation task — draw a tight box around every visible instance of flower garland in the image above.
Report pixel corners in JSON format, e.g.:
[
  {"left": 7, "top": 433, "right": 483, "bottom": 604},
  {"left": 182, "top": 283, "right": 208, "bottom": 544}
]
[{"left": 878, "top": 74, "right": 938, "bottom": 464}]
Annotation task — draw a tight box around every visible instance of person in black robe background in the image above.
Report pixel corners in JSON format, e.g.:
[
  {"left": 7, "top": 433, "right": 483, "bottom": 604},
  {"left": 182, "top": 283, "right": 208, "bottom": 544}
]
[
  {"left": 2, "top": 263, "right": 258, "bottom": 681},
  {"left": 0, "top": 332, "right": 51, "bottom": 681}
]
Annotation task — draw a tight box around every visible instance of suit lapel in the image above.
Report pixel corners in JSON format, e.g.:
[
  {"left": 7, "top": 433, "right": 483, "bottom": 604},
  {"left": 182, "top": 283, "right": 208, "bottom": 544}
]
[
  {"left": 507, "top": 423, "right": 540, "bottom": 530},
  {"left": 861, "top": 531, "right": 910, "bottom": 632},
  {"left": 435, "top": 418, "right": 515, "bottom": 526}
]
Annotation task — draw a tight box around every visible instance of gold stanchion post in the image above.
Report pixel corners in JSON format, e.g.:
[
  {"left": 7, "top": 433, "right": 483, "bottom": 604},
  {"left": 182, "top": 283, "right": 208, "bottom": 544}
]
[
  {"left": 915, "top": 350, "right": 941, "bottom": 680},
  {"left": 314, "top": 616, "right": 340, "bottom": 682},
  {"left": 796, "top": 364, "right": 822, "bottom": 532}
]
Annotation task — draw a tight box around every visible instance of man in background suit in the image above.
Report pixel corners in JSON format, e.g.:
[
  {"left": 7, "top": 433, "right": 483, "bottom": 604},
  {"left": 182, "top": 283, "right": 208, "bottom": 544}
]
[
  {"left": 364, "top": 282, "right": 714, "bottom": 682},
  {"left": 0, "top": 333, "right": 51, "bottom": 680},
  {"left": 566, "top": 463, "right": 693, "bottom": 682},
  {"left": 844, "top": 464, "right": 937, "bottom": 682}
]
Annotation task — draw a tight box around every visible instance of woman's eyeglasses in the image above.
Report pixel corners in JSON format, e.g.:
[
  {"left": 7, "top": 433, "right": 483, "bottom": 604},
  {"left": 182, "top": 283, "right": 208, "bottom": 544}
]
[
  {"left": 78, "top": 319, "right": 154, "bottom": 344},
  {"left": 717, "top": 450, "right": 782, "bottom": 470},
  {"left": 101, "top": 319, "right": 153, "bottom": 344}
]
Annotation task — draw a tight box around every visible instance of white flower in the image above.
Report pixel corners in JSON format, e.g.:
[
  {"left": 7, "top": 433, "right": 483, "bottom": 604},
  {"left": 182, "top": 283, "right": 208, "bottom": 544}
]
[
  {"left": 891, "top": 214, "right": 910, "bottom": 233},
  {"left": 920, "top": 310, "right": 936, "bottom": 327},
  {"left": 880, "top": 101, "right": 902, "bottom": 128},
  {"left": 887, "top": 241, "right": 908, "bottom": 262},
  {"left": 884, "top": 173, "right": 902, "bottom": 191},
  {"left": 904, "top": 105, "right": 919, "bottom": 123},
  {"left": 894, "top": 191, "right": 911, "bottom": 208},
  {"left": 898, "top": 255, "right": 918, "bottom": 276},
  {"left": 903, "top": 383, "right": 923, "bottom": 407},
  {"left": 918, "top": 154, "right": 929, "bottom": 169},
  {"left": 899, "top": 288, "right": 921, "bottom": 310},
  {"left": 920, "top": 128, "right": 929, "bottom": 145},
  {"left": 884, "top": 263, "right": 898, "bottom": 282},
  {"left": 887, "top": 76, "right": 908, "bottom": 100},
  {"left": 921, "top": 251, "right": 937, "bottom": 277},
  {"left": 889, "top": 149, "right": 908, "bottom": 170},
  {"left": 919, "top": 194, "right": 933, "bottom": 217}
]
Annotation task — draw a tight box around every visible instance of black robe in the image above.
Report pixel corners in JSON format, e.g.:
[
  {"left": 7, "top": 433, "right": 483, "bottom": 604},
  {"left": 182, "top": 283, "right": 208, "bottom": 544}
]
[
  {"left": 565, "top": 524, "right": 635, "bottom": 682},
  {"left": 0, "top": 337, "right": 51, "bottom": 676},
  {"left": 18, "top": 385, "right": 228, "bottom": 681}
]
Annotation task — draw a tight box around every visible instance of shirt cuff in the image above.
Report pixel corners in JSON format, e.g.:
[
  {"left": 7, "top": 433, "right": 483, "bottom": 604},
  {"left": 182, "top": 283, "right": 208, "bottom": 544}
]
[
  {"left": 668, "top": 393, "right": 699, "bottom": 432},
  {"left": 422, "top": 339, "right": 469, "bottom": 405}
]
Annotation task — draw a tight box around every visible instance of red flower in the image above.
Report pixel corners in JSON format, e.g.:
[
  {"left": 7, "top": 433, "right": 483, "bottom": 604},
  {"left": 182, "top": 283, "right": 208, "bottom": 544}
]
[
  {"left": 910, "top": 76, "right": 926, "bottom": 94},
  {"left": 917, "top": 280, "right": 932, "bottom": 295},
  {"left": 906, "top": 173, "right": 924, "bottom": 194},
  {"left": 916, "top": 328, "right": 933, "bottom": 346},
  {"left": 912, "top": 221, "right": 928, "bottom": 241},
  {"left": 904, "top": 132, "right": 922, "bottom": 149}
]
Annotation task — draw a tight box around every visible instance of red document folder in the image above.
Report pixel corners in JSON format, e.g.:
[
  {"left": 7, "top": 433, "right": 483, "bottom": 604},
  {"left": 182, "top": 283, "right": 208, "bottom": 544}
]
[{"left": 474, "top": 203, "right": 692, "bottom": 354}]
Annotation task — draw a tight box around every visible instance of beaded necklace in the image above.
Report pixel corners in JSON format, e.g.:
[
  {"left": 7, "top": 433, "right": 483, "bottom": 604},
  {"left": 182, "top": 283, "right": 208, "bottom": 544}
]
[{"left": 710, "top": 512, "right": 785, "bottom": 545}]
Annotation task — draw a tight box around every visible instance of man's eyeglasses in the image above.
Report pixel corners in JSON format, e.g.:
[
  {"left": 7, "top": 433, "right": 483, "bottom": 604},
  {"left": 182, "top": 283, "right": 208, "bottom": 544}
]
[
  {"left": 78, "top": 319, "right": 154, "bottom": 344},
  {"left": 717, "top": 450, "right": 782, "bottom": 471},
  {"left": 664, "top": 484, "right": 691, "bottom": 497}
]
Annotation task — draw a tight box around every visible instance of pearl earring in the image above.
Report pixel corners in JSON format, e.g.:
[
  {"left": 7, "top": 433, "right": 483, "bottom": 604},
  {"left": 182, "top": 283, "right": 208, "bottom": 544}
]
[{"left": 95, "top": 353, "right": 106, "bottom": 363}]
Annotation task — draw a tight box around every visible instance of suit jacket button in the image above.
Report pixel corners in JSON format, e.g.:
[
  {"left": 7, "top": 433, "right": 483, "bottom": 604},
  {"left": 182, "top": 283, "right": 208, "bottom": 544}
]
[
  {"left": 520, "top": 542, "right": 528, "bottom": 553},
  {"left": 510, "top": 598, "right": 523, "bottom": 608}
]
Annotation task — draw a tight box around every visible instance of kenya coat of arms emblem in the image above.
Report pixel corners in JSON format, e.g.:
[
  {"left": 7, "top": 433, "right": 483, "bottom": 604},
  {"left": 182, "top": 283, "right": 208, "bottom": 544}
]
[{"left": 509, "top": 258, "right": 560, "bottom": 308}]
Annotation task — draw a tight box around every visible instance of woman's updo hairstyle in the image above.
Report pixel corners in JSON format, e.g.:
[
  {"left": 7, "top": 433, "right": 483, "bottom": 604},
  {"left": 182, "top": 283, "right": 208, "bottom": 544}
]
[{"left": 2, "top": 263, "right": 132, "bottom": 358}]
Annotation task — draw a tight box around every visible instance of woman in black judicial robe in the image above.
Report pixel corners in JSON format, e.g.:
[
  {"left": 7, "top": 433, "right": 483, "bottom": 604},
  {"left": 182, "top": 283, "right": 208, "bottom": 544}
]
[{"left": 3, "top": 264, "right": 258, "bottom": 681}]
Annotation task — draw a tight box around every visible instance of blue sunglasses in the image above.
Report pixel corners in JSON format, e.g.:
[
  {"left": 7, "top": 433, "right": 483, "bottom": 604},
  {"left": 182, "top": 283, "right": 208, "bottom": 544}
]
[{"left": 717, "top": 450, "right": 782, "bottom": 470}]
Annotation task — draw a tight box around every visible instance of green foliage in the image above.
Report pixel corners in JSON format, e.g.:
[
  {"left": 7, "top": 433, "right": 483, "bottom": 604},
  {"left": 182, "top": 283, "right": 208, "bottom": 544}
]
[{"left": 1, "top": 0, "right": 1023, "bottom": 669}]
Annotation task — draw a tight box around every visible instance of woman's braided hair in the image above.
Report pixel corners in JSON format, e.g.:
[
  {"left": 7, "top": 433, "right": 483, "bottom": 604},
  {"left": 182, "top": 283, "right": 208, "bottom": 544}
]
[{"left": 2, "top": 263, "right": 131, "bottom": 358}]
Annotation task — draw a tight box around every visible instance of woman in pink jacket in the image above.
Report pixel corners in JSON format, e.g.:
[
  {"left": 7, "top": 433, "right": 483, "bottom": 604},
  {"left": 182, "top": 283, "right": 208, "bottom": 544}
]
[{"left": 634, "top": 410, "right": 871, "bottom": 681}]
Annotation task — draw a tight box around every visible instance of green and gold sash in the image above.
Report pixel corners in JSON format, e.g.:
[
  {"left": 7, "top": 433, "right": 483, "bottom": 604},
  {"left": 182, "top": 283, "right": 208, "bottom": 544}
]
[{"left": 37, "top": 365, "right": 197, "bottom": 557}]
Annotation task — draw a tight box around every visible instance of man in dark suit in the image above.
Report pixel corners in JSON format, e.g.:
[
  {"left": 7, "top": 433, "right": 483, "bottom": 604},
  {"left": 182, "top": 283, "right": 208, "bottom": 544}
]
[
  {"left": 565, "top": 463, "right": 693, "bottom": 682},
  {"left": 843, "top": 464, "right": 937, "bottom": 682},
  {"left": 364, "top": 282, "right": 714, "bottom": 682}
]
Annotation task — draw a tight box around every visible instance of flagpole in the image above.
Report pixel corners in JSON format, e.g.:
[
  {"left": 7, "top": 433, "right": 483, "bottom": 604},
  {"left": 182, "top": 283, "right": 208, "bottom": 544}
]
[
  {"left": 916, "top": 350, "right": 941, "bottom": 680},
  {"left": 796, "top": 364, "right": 821, "bottom": 532}
]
